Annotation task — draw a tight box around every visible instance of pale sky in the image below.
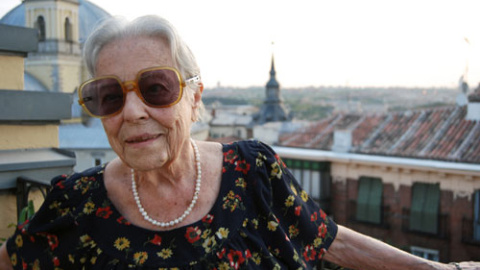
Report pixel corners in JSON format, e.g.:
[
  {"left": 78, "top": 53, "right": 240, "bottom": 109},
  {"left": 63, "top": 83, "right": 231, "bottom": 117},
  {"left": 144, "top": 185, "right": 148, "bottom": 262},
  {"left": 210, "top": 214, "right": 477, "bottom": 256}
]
[{"left": 1, "top": 0, "right": 480, "bottom": 89}]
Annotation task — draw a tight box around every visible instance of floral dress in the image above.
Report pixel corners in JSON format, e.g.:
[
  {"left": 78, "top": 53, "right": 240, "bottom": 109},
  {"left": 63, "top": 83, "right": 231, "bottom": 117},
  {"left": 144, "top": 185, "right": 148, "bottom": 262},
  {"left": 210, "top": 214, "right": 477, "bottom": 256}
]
[{"left": 7, "top": 140, "right": 337, "bottom": 269}]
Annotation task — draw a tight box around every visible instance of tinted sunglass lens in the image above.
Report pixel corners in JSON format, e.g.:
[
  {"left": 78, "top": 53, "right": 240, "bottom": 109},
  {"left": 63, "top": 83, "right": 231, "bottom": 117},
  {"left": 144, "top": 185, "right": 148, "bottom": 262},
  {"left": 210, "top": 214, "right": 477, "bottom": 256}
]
[
  {"left": 81, "top": 78, "right": 124, "bottom": 116},
  {"left": 138, "top": 69, "right": 180, "bottom": 106}
]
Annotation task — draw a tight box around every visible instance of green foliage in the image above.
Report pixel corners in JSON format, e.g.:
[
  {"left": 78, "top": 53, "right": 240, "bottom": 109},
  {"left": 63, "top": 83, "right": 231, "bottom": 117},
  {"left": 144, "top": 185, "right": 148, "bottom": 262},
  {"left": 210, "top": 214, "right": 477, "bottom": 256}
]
[{"left": 1, "top": 200, "right": 36, "bottom": 246}]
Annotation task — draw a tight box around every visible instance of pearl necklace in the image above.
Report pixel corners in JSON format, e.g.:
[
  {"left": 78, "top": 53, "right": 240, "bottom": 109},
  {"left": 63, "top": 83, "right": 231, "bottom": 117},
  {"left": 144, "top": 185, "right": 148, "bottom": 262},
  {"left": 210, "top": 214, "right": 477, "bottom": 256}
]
[{"left": 131, "top": 138, "right": 201, "bottom": 227}]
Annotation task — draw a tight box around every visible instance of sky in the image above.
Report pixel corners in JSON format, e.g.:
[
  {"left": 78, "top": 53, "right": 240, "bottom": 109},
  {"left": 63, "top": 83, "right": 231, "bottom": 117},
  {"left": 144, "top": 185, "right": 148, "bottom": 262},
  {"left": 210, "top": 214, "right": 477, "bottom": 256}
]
[{"left": 1, "top": 0, "right": 480, "bottom": 89}]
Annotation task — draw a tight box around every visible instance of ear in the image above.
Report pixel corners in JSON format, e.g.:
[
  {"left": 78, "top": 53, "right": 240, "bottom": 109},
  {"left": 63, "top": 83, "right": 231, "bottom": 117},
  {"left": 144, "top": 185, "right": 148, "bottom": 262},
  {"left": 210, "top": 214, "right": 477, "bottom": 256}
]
[
  {"left": 191, "top": 82, "right": 204, "bottom": 122},
  {"left": 193, "top": 82, "right": 204, "bottom": 108}
]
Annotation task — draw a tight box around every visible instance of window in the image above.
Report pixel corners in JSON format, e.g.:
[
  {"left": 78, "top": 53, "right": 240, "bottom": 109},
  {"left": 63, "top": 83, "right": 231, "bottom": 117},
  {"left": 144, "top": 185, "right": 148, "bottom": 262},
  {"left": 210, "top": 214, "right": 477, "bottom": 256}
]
[
  {"left": 356, "top": 176, "right": 383, "bottom": 224},
  {"left": 282, "top": 159, "right": 330, "bottom": 203},
  {"left": 35, "top": 16, "right": 46, "bottom": 41},
  {"left": 474, "top": 190, "right": 480, "bottom": 241},
  {"left": 409, "top": 183, "right": 440, "bottom": 234},
  {"left": 64, "top": 18, "right": 72, "bottom": 41},
  {"left": 94, "top": 158, "right": 102, "bottom": 166},
  {"left": 411, "top": 246, "right": 439, "bottom": 261}
]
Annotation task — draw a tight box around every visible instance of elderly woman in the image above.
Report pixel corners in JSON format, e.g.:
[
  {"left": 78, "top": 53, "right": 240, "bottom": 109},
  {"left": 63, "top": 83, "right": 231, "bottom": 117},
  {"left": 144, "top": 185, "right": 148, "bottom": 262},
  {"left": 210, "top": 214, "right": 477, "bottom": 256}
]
[{"left": 0, "top": 15, "right": 477, "bottom": 270}]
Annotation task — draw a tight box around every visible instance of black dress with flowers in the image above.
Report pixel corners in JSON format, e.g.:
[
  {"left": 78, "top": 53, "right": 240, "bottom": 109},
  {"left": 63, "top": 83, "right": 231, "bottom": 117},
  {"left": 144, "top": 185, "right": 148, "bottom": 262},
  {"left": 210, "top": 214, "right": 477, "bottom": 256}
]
[{"left": 6, "top": 140, "right": 337, "bottom": 269}]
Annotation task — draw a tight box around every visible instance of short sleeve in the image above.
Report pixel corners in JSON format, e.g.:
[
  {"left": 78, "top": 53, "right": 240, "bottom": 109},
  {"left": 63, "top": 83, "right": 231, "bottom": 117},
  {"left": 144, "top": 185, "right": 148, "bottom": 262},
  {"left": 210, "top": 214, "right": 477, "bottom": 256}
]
[{"left": 236, "top": 140, "right": 337, "bottom": 267}]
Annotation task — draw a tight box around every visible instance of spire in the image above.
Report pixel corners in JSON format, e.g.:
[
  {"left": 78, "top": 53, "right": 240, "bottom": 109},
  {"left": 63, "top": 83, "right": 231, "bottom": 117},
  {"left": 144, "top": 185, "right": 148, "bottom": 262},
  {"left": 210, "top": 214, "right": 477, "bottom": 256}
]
[{"left": 270, "top": 55, "right": 276, "bottom": 77}]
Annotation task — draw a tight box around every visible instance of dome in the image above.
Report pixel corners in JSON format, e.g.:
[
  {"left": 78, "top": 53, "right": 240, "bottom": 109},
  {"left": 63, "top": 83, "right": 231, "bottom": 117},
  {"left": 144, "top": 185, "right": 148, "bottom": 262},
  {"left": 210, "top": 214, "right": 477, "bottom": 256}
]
[{"left": 0, "top": 0, "right": 111, "bottom": 42}]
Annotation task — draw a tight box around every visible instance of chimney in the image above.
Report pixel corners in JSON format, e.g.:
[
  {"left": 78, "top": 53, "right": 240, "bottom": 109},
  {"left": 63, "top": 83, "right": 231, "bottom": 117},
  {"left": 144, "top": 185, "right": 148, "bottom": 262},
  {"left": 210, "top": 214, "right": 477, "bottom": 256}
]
[
  {"left": 332, "top": 129, "right": 352, "bottom": 153},
  {"left": 466, "top": 84, "right": 480, "bottom": 121}
]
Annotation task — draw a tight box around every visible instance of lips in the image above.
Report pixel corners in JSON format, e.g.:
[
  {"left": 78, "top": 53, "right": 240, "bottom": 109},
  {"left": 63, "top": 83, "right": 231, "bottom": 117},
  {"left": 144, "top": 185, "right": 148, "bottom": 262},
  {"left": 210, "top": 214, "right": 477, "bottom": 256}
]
[{"left": 125, "top": 133, "right": 161, "bottom": 144}]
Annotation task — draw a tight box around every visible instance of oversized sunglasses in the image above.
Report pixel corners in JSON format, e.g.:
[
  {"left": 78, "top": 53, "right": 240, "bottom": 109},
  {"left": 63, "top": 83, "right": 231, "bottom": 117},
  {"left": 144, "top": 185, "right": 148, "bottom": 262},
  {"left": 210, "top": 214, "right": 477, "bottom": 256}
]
[{"left": 78, "top": 66, "right": 200, "bottom": 118}]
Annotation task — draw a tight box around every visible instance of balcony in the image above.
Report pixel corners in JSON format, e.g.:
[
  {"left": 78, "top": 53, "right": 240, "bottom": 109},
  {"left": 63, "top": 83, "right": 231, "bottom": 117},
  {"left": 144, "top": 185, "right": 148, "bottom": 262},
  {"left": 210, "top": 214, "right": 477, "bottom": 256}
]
[{"left": 461, "top": 217, "right": 480, "bottom": 246}]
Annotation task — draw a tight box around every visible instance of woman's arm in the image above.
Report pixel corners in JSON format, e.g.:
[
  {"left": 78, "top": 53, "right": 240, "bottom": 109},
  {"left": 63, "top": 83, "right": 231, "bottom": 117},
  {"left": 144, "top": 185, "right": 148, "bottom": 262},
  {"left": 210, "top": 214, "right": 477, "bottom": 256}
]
[
  {"left": 0, "top": 242, "right": 13, "bottom": 270},
  {"left": 324, "top": 225, "right": 457, "bottom": 270}
]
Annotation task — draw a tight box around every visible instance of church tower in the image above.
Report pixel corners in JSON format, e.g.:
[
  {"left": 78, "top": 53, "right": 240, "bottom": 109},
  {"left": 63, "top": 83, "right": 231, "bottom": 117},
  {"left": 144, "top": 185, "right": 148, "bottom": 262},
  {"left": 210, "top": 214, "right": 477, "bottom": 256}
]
[
  {"left": 253, "top": 55, "right": 291, "bottom": 124},
  {"left": 24, "top": 0, "right": 82, "bottom": 93}
]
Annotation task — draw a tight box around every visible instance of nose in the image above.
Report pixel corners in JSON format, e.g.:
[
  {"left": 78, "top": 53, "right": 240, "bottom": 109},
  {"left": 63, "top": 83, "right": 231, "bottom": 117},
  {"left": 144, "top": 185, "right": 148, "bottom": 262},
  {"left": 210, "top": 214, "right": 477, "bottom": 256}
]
[{"left": 122, "top": 90, "right": 149, "bottom": 121}]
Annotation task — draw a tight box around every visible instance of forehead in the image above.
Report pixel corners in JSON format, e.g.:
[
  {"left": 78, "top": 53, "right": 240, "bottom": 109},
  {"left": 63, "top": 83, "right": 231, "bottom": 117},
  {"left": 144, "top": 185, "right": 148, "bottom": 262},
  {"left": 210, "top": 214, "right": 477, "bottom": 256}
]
[{"left": 95, "top": 36, "right": 174, "bottom": 79}]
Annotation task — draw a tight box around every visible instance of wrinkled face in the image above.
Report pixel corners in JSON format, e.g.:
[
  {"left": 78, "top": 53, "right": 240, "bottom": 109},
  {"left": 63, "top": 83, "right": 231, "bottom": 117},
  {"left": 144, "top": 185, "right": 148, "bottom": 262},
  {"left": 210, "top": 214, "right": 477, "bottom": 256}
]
[{"left": 96, "top": 36, "right": 195, "bottom": 171}]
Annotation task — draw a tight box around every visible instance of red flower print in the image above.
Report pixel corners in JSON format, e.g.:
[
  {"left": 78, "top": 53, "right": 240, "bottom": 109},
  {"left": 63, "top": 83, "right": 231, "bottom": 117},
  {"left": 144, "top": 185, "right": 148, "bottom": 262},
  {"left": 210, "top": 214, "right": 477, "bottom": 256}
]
[
  {"left": 303, "top": 245, "right": 316, "bottom": 261},
  {"left": 150, "top": 234, "right": 162, "bottom": 246},
  {"left": 245, "top": 249, "right": 252, "bottom": 259},
  {"left": 318, "top": 223, "right": 327, "bottom": 238},
  {"left": 53, "top": 257, "right": 60, "bottom": 266},
  {"left": 294, "top": 206, "right": 302, "bottom": 216},
  {"left": 216, "top": 248, "right": 226, "bottom": 259},
  {"left": 234, "top": 160, "right": 251, "bottom": 174},
  {"left": 318, "top": 248, "right": 327, "bottom": 259},
  {"left": 202, "top": 214, "right": 214, "bottom": 224},
  {"left": 96, "top": 206, "right": 113, "bottom": 219},
  {"left": 227, "top": 249, "right": 245, "bottom": 270},
  {"left": 117, "top": 216, "right": 131, "bottom": 225},
  {"left": 55, "top": 180, "right": 65, "bottom": 189},
  {"left": 320, "top": 210, "right": 327, "bottom": 221},
  {"left": 224, "top": 149, "right": 238, "bottom": 164},
  {"left": 47, "top": 234, "right": 59, "bottom": 251},
  {"left": 185, "top": 226, "right": 202, "bottom": 244},
  {"left": 310, "top": 211, "right": 318, "bottom": 222},
  {"left": 274, "top": 154, "right": 286, "bottom": 167},
  {"left": 22, "top": 261, "right": 27, "bottom": 270}
]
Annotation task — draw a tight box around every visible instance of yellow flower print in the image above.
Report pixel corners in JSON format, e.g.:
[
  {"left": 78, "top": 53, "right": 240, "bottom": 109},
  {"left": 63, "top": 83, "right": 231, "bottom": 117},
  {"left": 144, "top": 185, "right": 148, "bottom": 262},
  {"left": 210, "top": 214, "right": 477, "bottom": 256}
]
[
  {"left": 285, "top": 195, "right": 295, "bottom": 207},
  {"left": 90, "top": 256, "right": 97, "bottom": 264},
  {"left": 256, "top": 152, "right": 267, "bottom": 167},
  {"left": 49, "top": 201, "right": 61, "bottom": 210},
  {"left": 216, "top": 227, "right": 229, "bottom": 239},
  {"left": 251, "top": 219, "right": 259, "bottom": 229},
  {"left": 226, "top": 190, "right": 235, "bottom": 200},
  {"left": 157, "top": 248, "right": 173, "bottom": 259},
  {"left": 32, "top": 259, "right": 40, "bottom": 270},
  {"left": 290, "top": 184, "right": 298, "bottom": 196},
  {"left": 270, "top": 162, "right": 283, "bottom": 179},
  {"left": 15, "top": 235, "right": 23, "bottom": 247},
  {"left": 242, "top": 218, "right": 249, "bottom": 227},
  {"left": 218, "top": 262, "right": 230, "bottom": 270},
  {"left": 289, "top": 225, "right": 299, "bottom": 238},
  {"left": 252, "top": 252, "right": 261, "bottom": 265},
  {"left": 83, "top": 201, "right": 95, "bottom": 214},
  {"left": 301, "top": 190, "right": 309, "bottom": 202},
  {"left": 202, "top": 229, "right": 212, "bottom": 239},
  {"left": 267, "top": 220, "right": 278, "bottom": 231},
  {"left": 202, "top": 236, "right": 217, "bottom": 253},
  {"left": 235, "top": 177, "right": 247, "bottom": 188},
  {"left": 133, "top": 251, "right": 148, "bottom": 265},
  {"left": 68, "top": 254, "right": 75, "bottom": 264},
  {"left": 314, "top": 237, "right": 323, "bottom": 248},
  {"left": 10, "top": 253, "right": 17, "bottom": 266},
  {"left": 114, "top": 237, "right": 130, "bottom": 251}
]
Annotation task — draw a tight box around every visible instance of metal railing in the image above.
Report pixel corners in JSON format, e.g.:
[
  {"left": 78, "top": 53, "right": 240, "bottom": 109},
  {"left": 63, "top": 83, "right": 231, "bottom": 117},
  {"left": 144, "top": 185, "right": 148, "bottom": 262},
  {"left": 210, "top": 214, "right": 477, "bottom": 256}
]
[{"left": 16, "top": 176, "right": 51, "bottom": 220}]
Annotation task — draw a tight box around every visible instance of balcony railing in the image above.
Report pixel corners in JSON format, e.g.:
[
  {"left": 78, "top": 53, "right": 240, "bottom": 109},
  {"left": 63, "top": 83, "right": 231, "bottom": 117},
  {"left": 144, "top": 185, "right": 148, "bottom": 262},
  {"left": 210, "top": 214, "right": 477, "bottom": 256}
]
[
  {"left": 401, "top": 208, "right": 449, "bottom": 239},
  {"left": 461, "top": 217, "right": 480, "bottom": 246},
  {"left": 16, "top": 176, "right": 51, "bottom": 220}
]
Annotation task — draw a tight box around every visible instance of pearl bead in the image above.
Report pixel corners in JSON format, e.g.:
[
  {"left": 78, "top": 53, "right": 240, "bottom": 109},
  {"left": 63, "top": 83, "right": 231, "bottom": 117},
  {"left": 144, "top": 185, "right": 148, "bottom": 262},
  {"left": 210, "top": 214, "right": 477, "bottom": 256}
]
[{"left": 131, "top": 138, "right": 201, "bottom": 228}]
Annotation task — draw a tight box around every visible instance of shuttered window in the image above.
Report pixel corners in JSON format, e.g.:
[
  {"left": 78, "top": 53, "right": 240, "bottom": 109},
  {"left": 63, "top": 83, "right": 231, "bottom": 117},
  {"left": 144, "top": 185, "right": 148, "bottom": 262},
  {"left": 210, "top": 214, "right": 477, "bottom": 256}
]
[
  {"left": 356, "top": 176, "right": 383, "bottom": 224},
  {"left": 409, "top": 183, "right": 440, "bottom": 234}
]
